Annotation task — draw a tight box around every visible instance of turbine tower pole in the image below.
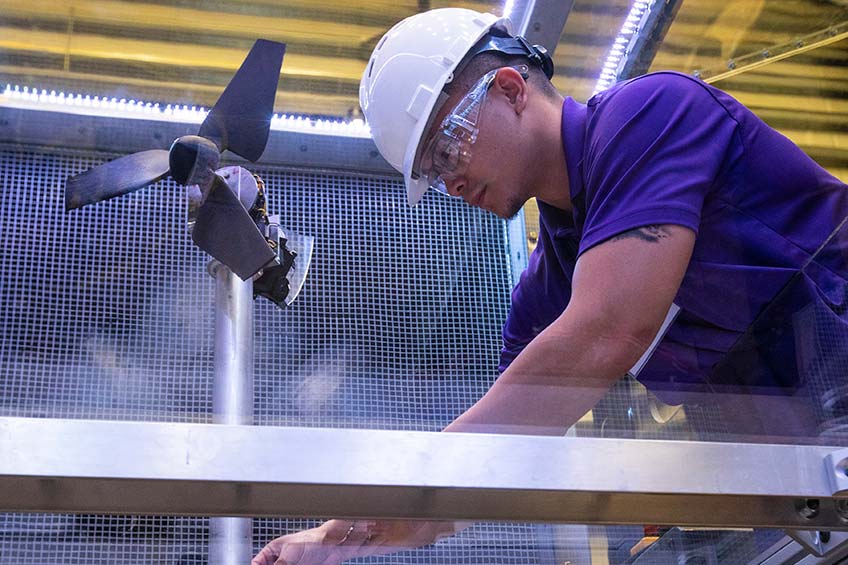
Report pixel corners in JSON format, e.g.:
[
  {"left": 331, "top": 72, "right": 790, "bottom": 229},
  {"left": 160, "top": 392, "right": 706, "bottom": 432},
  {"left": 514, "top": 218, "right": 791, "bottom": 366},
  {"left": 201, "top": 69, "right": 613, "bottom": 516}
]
[{"left": 208, "top": 260, "right": 254, "bottom": 565}]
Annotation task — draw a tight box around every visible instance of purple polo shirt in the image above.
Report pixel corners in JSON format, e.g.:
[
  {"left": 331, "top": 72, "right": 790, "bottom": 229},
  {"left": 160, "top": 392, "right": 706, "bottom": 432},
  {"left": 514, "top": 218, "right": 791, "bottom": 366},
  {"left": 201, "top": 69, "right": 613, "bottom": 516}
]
[{"left": 500, "top": 71, "right": 848, "bottom": 404}]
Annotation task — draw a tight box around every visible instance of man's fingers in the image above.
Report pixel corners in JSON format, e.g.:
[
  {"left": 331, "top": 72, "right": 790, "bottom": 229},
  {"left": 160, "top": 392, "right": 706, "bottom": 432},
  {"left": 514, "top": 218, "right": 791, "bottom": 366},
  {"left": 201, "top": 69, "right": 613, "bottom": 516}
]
[{"left": 252, "top": 541, "right": 280, "bottom": 565}]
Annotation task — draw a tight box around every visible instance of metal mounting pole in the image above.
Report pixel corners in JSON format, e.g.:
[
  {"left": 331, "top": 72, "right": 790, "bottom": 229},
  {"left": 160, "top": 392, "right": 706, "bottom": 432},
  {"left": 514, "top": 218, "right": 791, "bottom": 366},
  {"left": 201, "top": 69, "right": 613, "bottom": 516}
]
[{"left": 208, "top": 261, "right": 254, "bottom": 565}]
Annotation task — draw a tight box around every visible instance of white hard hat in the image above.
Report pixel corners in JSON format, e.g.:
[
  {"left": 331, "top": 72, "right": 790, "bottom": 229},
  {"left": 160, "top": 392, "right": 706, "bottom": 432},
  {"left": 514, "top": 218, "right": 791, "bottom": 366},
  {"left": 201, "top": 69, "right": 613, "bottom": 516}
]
[{"left": 359, "top": 8, "right": 512, "bottom": 206}]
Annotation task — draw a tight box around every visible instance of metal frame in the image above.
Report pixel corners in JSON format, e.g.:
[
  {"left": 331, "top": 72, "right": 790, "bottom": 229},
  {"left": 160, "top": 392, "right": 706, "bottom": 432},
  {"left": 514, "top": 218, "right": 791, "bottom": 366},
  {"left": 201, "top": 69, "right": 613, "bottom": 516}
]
[
  {"left": 0, "top": 104, "right": 396, "bottom": 175},
  {"left": 515, "top": 0, "right": 575, "bottom": 56},
  {"left": 697, "top": 22, "right": 848, "bottom": 85},
  {"left": 617, "top": 0, "right": 685, "bottom": 81},
  {"left": 2, "top": 416, "right": 848, "bottom": 530},
  {"left": 754, "top": 533, "right": 848, "bottom": 565}
]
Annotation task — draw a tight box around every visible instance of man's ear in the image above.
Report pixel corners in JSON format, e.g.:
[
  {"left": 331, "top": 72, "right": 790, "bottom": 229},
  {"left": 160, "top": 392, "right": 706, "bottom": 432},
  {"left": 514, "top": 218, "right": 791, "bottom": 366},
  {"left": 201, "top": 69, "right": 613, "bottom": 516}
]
[{"left": 493, "top": 67, "right": 528, "bottom": 114}]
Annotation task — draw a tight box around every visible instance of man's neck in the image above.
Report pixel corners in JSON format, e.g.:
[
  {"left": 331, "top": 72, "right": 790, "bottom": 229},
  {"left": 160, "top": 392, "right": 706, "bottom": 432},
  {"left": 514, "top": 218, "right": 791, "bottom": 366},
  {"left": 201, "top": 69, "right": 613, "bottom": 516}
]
[{"left": 533, "top": 96, "right": 571, "bottom": 212}]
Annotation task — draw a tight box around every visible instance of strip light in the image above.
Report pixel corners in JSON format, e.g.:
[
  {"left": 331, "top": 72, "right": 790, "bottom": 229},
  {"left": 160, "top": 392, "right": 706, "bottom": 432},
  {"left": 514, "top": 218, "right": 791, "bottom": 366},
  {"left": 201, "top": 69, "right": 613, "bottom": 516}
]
[
  {"left": 592, "top": 0, "right": 655, "bottom": 95},
  {"left": 1, "top": 84, "right": 371, "bottom": 139},
  {"left": 503, "top": 0, "right": 515, "bottom": 21}
]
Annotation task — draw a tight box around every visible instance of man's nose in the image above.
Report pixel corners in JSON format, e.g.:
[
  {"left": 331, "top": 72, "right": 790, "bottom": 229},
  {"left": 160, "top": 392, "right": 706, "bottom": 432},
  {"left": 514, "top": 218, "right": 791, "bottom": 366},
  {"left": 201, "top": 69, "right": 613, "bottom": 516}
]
[{"left": 444, "top": 175, "right": 466, "bottom": 198}]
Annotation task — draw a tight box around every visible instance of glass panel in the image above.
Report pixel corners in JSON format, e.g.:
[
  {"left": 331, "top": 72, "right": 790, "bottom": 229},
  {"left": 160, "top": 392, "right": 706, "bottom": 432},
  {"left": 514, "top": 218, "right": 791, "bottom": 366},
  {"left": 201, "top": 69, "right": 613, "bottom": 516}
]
[
  {"left": 3, "top": 1, "right": 848, "bottom": 564},
  {"left": 651, "top": 1, "right": 848, "bottom": 184},
  {"left": 0, "top": 513, "right": 791, "bottom": 564},
  {"left": 652, "top": 1, "right": 848, "bottom": 79}
]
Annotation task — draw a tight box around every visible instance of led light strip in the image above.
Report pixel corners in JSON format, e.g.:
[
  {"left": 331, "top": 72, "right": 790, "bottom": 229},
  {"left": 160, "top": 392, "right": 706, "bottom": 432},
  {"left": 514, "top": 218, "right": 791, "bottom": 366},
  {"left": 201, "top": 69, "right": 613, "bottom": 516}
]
[
  {"left": 1, "top": 84, "right": 372, "bottom": 139},
  {"left": 503, "top": 0, "right": 516, "bottom": 21},
  {"left": 592, "top": 0, "right": 654, "bottom": 95}
]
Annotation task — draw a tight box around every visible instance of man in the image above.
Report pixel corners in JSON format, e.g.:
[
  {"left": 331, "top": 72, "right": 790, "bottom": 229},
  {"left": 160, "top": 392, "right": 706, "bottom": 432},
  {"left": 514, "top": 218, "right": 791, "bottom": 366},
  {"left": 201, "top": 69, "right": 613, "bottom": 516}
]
[{"left": 254, "top": 7, "right": 848, "bottom": 564}]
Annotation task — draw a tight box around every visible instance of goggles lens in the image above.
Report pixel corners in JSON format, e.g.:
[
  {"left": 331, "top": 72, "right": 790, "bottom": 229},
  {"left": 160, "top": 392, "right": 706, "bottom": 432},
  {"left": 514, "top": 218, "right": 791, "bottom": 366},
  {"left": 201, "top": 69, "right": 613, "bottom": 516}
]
[
  {"left": 417, "top": 65, "right": 529, "bottom": 197},
  {"left": 418, "top": 68, "right": 499, "bottom": 195}
]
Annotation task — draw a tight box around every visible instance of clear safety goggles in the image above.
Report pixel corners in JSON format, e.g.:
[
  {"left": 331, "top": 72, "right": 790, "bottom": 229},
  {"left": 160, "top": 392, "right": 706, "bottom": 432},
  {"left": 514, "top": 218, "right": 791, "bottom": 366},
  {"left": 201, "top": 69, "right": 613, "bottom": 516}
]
[{"left": 416, "top": 65, "right": 529, "bottom": 196}]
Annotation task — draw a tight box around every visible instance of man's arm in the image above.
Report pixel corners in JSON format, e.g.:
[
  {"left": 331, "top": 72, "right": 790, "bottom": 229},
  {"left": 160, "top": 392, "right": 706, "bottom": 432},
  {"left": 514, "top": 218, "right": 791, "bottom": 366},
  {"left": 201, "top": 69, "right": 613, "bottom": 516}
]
[
  {"left": 445, "top": 224, "right": 695, "bottom": 435},
  {"left": 253, "top": 224, "right": 695, "bottom": 564}
]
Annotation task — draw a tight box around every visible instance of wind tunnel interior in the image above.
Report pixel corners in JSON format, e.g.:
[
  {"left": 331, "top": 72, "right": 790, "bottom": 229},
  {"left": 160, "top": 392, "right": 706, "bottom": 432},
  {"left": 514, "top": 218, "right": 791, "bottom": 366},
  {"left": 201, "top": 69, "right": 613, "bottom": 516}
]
[{"left": 1, "top": 0, "right": 848, "bottom": 563}]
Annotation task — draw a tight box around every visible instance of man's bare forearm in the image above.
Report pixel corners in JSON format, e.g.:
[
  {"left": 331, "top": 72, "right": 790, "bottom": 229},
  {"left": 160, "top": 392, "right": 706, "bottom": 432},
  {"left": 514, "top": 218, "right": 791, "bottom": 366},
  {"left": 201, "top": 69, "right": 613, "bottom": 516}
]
[
  {"left": 445, "top": 309, "right": 649, "bottom": 436},
  {"left": 320, "top": 519, "right": 473, "bottom": 560}
]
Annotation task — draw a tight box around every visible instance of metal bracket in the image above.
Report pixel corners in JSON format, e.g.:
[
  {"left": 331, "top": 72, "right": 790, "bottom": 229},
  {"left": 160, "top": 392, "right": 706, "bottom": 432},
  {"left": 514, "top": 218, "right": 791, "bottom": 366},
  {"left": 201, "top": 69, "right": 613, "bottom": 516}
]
[
  {"left": 780, "top": 450, "right": 848, "bottom": 561},
  {"left": 824, "top": 448, "right": 848, "bottom": 497},
  {"left": 785, "top": 530, "right": 848, "bottom": 560}
]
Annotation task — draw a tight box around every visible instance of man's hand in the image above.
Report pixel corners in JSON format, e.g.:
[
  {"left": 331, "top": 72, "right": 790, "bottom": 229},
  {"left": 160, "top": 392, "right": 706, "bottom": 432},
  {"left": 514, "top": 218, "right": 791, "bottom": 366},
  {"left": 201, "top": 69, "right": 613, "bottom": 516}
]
[
  {"left": 252, "top": 524, "right": 341, "bottom": 565},
  {"left": 252, "top": 519, "right": 463, "bottom": 564}
]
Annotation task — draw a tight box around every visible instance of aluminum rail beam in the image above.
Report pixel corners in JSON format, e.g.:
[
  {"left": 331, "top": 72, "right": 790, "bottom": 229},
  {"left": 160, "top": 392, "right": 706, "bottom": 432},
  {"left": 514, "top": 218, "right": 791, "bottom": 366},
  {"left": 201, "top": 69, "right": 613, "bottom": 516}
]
[{"left": 2, "top": 416, "right": 848, "bottom": 530}]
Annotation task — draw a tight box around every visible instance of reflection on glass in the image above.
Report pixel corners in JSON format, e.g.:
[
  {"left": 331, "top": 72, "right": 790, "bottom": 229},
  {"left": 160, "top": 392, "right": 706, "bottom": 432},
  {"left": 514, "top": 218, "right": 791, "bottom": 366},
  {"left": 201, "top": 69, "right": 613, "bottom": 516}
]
[
  {"left": 653, "top": 1, "right": 848, "bottom": 77},
  {"left": 0, "top": 513, "right": 794, "bottom": 564},
  {"left": 2, "top": 0, "right": 848, "bottom": 563}
]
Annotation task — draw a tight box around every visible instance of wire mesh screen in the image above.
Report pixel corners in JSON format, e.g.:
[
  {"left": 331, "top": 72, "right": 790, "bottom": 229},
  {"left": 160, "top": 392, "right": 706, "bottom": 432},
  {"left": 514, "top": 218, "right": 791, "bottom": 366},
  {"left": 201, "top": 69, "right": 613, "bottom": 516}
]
[{"left": 0, "top": 145, "right": 558, "bottom": 563}]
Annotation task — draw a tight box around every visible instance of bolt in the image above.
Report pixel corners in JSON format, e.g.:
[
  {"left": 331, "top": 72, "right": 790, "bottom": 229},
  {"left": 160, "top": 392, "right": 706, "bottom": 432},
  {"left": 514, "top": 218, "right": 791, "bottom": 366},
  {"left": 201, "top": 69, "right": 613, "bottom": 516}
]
[
  {"left": 796, "top": 498, "right": 820, "bottom": 519},
  {"left": 727, "top": 60, "right": 736, "bottom": 70}
]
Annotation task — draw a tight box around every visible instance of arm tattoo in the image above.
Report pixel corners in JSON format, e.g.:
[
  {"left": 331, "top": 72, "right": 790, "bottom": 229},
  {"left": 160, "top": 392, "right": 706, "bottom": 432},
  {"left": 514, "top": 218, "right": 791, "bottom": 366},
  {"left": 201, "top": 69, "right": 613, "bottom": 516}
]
[{"left": 611, "top": 225, "right": 670, "bottom": 243}]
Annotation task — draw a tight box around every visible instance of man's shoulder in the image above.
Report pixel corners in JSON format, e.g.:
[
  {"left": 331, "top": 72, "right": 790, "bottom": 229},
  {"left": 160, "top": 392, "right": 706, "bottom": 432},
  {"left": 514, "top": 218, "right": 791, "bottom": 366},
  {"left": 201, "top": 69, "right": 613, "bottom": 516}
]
[
  {"left": 587, "top": 71, "right": 736, "bottom": 124},
  {"left": 591, "top": 71, "right": 712, "bottom": 104},
  {"left": 583, "top": 71, "right": 739, "bottom": 146}
]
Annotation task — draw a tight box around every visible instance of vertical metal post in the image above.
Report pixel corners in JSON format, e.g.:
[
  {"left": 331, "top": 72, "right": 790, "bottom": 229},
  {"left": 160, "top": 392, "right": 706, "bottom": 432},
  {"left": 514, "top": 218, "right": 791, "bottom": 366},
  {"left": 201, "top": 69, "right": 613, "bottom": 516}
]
[{"left": 208, "top": 262, "right": 254, "bottom": 565}]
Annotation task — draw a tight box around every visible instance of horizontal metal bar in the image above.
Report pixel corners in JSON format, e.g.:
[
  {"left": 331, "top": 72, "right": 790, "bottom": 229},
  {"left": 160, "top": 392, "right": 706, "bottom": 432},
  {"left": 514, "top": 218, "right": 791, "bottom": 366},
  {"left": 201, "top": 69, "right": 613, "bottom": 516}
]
[
  {"left": 2, "top": 417, "right": 847, "bottom": 529},
  {"left": 0, "top": 104, "right": 397, "bottom": 175}
]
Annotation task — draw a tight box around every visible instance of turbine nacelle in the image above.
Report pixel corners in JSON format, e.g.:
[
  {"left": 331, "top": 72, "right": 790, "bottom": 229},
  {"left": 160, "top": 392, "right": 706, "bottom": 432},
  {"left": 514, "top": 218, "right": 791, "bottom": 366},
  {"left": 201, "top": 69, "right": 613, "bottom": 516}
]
[{"left": 168, "top": 135, "right": 220, "bottom": 189}]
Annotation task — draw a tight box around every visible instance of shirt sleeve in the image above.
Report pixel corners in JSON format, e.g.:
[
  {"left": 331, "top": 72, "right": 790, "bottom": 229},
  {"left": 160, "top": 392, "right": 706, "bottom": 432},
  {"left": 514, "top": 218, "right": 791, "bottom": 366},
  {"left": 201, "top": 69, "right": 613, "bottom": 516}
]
[
  {"left": 578, "top": 72, "right": 741, "bottom": 256},
  {"left": 499, "top": 244, "right": 551, "bottom": 373},
  {"left": 499, "top": 213, "right": 579, "bottom": 373}
]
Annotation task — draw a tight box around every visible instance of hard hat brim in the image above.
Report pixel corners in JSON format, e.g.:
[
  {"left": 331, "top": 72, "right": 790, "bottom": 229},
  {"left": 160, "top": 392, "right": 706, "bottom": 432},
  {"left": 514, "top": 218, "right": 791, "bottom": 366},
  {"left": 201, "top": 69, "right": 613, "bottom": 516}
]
[{"left": 402, "top": 111, "right": 435, "bottom": 206}]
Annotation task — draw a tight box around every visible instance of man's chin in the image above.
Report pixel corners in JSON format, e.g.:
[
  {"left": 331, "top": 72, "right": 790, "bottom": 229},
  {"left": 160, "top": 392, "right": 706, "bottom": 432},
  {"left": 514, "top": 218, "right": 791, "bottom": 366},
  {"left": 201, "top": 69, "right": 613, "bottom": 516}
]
[
  {"left": 502, "top": 198, "right": 526, "bottom": 220},
  {"left": 475, "top": 196, "right": 524, "bottom": 220}
]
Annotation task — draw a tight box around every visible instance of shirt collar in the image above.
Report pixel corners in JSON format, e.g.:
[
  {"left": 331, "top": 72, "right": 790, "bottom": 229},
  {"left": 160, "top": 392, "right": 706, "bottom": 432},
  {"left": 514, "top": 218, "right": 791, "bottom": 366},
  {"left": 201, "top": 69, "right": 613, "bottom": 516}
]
[{"left": 561, "top": 96, "right": 587, "bottom": 203}]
